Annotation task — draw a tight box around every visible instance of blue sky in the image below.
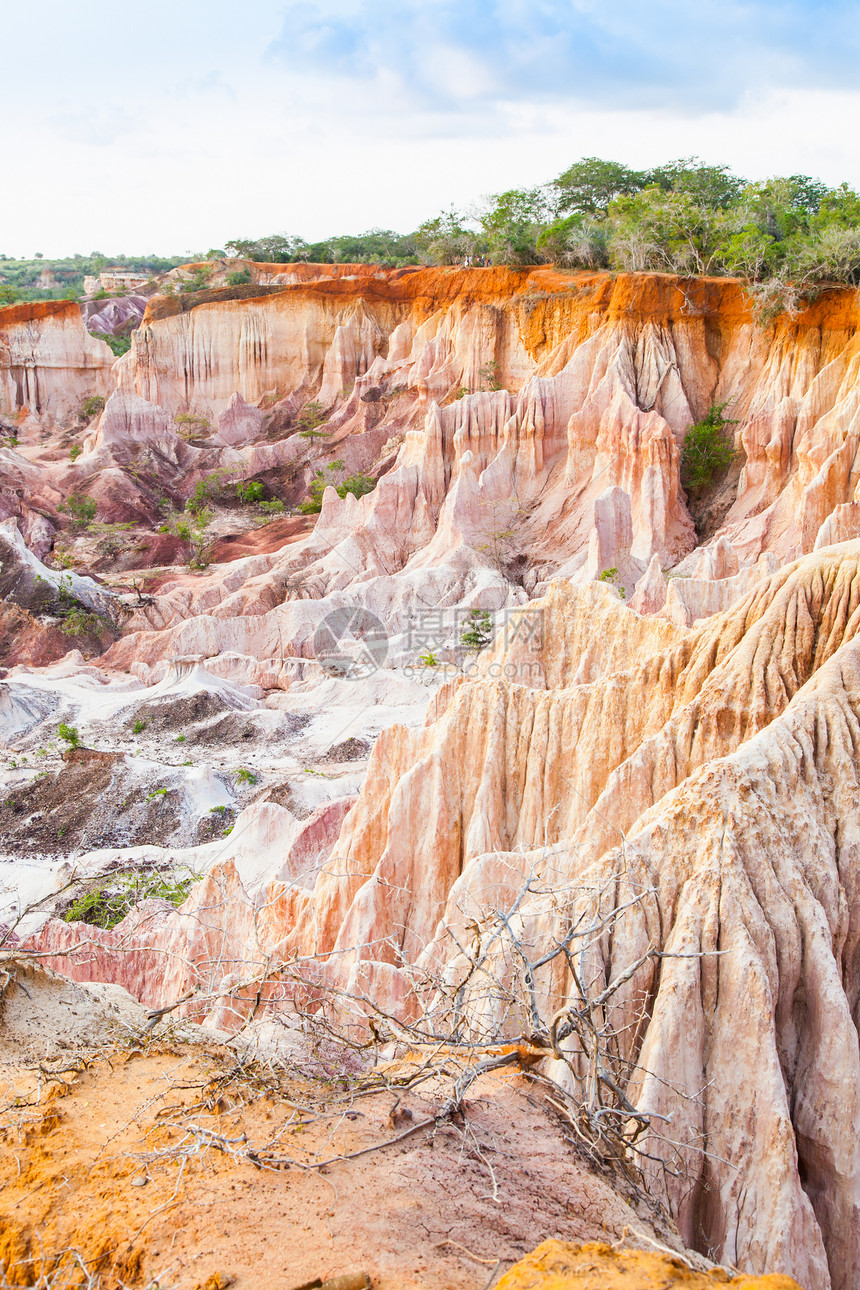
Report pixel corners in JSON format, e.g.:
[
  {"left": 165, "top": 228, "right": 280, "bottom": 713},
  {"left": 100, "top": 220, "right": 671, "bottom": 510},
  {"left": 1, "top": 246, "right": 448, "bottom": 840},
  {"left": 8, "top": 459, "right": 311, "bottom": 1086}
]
[{"left": 5, "top": 0, "right": 860, "bottom": 255}]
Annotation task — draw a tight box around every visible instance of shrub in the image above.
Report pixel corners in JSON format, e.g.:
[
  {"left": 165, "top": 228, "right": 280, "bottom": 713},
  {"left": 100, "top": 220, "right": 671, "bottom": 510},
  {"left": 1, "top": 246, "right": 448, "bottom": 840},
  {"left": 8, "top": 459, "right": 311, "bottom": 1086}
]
[
  {"left": 91, "top": 333, "right": 132, "bottom": 357},
  {"left": 460, "top": 609, "right": 494, "bottom": 651},
  {"left": 259, "top": 498, "right": 285, "bottom": 517},
  {"left": 299, "top": 465, "right": 375, "bottom": 515},
  {"left": 180, "top": 267, "right": 212, "bottom": 292},
  {"left": 69, "top": 445, "right": 82, "bottom": 461},
  {"left": 132, "top": 718, "right": 147, "bottom": 734},
  {"left": 60, "top": 605, "right": 102, "bottom": 637},
  {"left": 296, "top": 401, "right": 328, "bottom": 438},
  {"left": 80, "top": 395, "right": 105, "bottom": 420},
  {"left": 235, "top": 767, "right": 259, "bottom": 785},
  {"left": 236, "top": 479, "right": 265, "bottom": 504},
  {"left": 175, "top": 412, "right": 211, "bottom": 441},
  {"left": 58, "top": 722, "right": 80, "bottom": 748},
  {"left": 64, "top": 868, "right": 199, "bottom": 929},
  {"left": 61, "top": 493, "right": 97, "bottom": 528},
  {"left": 479, "top": 361, "right": 503, "bottom": 392},
  {"left": 91, "top": 521, "right": 134, "bottom": 561},
  {"left": 681, "top": 404, "right": 738, "bottom": 492},
  {"left": 227, "top": 269, "right": 252, "bottom": 286},
  {"left": 598, "top": 567, "right": 626, "bottom": 599}
]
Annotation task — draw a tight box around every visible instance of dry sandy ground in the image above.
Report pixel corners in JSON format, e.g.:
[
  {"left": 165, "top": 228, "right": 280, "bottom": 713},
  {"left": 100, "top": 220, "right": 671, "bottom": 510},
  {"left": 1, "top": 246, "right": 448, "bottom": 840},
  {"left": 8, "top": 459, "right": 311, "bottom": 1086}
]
[
  {"left": 0, "top": 1043, "right": 675, "bottom": 1290},
  {"left": 0, "top": 964, "right": 803, "bottom": 1290},
  {"left": 0, "top": 955, "right": 686, "bottom": 1290}
]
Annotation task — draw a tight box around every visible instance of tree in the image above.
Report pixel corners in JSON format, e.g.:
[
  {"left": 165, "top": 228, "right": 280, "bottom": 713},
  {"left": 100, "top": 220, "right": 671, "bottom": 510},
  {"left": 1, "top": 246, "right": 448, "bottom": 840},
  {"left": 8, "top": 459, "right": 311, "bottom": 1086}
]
[
  {"left": 460, "top": 608, "right": 494, "bottom": 651},
  {"left": 681, "top": 404, "right": 738, "bottom": 491},
  {"left": 608, "top": 187, "right": 737, "bottom": 276},
  {"left": 644, "top": 157, "right": 745, "bottom": 209},
  {"left": 479, "top": 188, "right": 550, "bottom": 265},
  {"left": 537, "top": 216, "right": 609, "bottom": 269},
  {"left": 413, "top": 210, "right": 482, "bottom": 265},
  {"left": 553, "top": 157, "right": 646, "bottom": 215}
]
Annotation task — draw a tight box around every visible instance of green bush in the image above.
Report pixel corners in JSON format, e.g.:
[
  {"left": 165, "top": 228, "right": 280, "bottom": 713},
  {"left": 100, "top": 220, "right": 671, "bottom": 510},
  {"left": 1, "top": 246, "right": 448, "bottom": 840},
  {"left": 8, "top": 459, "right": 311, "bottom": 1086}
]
[
  {"left": 681, "top": 404, "right": 738, "bottom": 492},
  {"left": 460, "top": 609, "right": 494, "bottom": 651},
  {"left": 69, "top": 445, "right": 82, "bottom": 461},
  {"left": 295, "top": 400, "right": 328, "bottom": 438},
  {"left": 227, "top": 269, "right": 252, "bottom": 286},
  {"left": 80, "top": 395, "right": 105, "bottom": 420},
  {"left": 102, "top": 333, "right": 132, "bottom": 358},
  {"left": 64, "top": 868, "right": 199, "bottom": 929},
  {"left": 89, "top": 332, "right": 131, "bottom": 357},
  {"left": 58, "top": 722, "right": 80, "bottom": 747},
  {"left": 598, "top": 567, "right": 626, "bottom": 599},
  {"left": 299, "top": 463, "right": 376, "bottom": 515},
  {"left": 236, "top": 479, "right": 265, "bottom": 504},
  {"left": 175, "top": 412, "right": 211, "bottom": 441},
  {"left": 61, "top": 494, "right": 97, "bottom": 528}
]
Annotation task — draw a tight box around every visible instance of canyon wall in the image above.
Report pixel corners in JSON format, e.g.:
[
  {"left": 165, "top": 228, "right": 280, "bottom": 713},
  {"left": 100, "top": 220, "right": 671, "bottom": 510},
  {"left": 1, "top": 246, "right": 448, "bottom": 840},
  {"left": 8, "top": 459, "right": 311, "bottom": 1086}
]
[
  {"left": 7, "top": 268, "right": 860, "bottom": 1289},
  {"left": 0, "top": 300, "right": 115, "bottom": 422}
]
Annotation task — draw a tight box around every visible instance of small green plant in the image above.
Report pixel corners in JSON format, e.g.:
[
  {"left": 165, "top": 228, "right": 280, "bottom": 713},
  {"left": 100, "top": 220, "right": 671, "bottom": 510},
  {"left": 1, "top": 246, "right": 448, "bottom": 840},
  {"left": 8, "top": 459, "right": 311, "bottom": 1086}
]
[
  {"left": 235, "top": 767, "right": 259, "bottom": 785},
  {"left": 58, "top": 723, "right": 80, "bottom": 748},
  {"left": 479, "top": 361, "right": 503, "bottom": 392},
  {"left": 236, "top": 479, "right": 265, "bottom": 504},
  {"left": 681, "top": 403, "right": 738, "bottom": 493},
  {"left": 35, "top": 748, "right": 48, "bottom": 760},
  {"left": 186, "top": 475, "right": 220, "bottom": 513},
  {"left": 187, "top": 509, "right": 214, "bottom": 569},
  {"left": 295, "top": 400, "right": 328, "bottom": 439},
  {"left": 60, "top": 605, "right": 102, "bottom": 637},
  {"left": 175, "top": 733, "right": 186, "bottom": 743},
  {"left": 210, "top": 804, "right": 227, "bottom": 815},
  {"left": 132, "top": 718, "right": 147, "bottom": 735},
  {"left": 175, "top": 411, "right": 212, "bottom": 441},
  {"left": 299, "top": 462, "right": 376, "bottom": 515},
  {"left": 63, "top": 867, "right": 200, "bottom": 929},
  {"left": 52, "top": 545, "right": 76, "bottom": 569},
  {"left": 180, "top": 266, "right": 213, "bottom": 293},
  {"left": 460, "top": 609, "right": 494, "bottom": 651},
  {"left": 227, "top": 269, "right": 252, "bottom": 286},
  {"left": 147, "top": 787, "right": 168, "bottom": 800},
  {"left": 259, "top": 498, "right": 285, "bottom": 517},
  {"left": 164, "top": 497, "right": 215, "bottom": 569},
  {"left": 102, "top": 333, "right": 132, "bottom": 358},
  {"left": 79, "top": 395, "right": 106, "bottom": 420},
  {"left": 91, "top": 521, "right": 134, "bottom": 561},
  {"left": 419, "top": 650, "right": 440, "bottom": 667},
  {"left": 69, "top": 445, "right": 82, "bottom": 461},
  {"left": 61, "top": 493, "right": 97, "bottom": 528},
  {"left": 598, "top": 567, "right": 626, "bottom": 599}
]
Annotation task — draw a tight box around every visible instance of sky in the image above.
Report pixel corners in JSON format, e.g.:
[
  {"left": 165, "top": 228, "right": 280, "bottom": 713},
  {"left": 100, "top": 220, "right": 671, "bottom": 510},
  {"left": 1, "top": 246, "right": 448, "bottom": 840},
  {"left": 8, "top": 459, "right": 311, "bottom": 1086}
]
[{"left": 5, "top": 0, "right": 860, "bottom": 257}]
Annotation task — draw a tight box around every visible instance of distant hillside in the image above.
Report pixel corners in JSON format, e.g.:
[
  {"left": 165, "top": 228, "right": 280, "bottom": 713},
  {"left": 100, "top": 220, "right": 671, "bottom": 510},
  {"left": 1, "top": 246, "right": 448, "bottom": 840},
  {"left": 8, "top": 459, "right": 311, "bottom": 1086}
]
[{"left": 0, "top": 253, "right": 187, "bottom": 306}]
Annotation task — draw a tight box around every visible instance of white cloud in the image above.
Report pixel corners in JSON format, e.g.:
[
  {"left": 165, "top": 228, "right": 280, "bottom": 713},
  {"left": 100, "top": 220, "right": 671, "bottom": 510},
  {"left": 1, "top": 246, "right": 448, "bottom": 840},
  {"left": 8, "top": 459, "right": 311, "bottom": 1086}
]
[{"left": 4, "top": 2, "right": 860, "bottom": 256}]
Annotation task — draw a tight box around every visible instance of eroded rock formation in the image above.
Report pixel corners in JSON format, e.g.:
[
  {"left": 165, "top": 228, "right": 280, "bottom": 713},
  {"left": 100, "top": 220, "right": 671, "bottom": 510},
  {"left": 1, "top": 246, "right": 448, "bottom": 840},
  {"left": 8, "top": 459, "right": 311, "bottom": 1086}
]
[{"left": 5, "top": 268, "right": 860, "bottom": 1289}]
